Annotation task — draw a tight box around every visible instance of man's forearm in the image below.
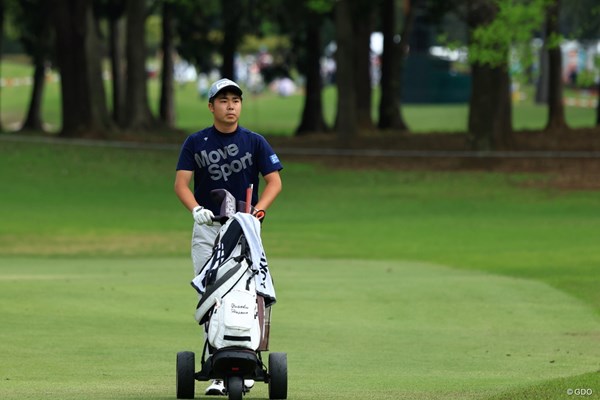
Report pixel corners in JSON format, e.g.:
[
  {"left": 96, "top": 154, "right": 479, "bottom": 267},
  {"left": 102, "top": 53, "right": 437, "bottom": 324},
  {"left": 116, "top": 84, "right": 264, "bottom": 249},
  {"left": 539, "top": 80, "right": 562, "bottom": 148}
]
[
  {"left": 255, "top": 180, "right": 282, "bottom": 211},
  {"left": 175, "top": 185, "right": 200, "bottom": 212}
]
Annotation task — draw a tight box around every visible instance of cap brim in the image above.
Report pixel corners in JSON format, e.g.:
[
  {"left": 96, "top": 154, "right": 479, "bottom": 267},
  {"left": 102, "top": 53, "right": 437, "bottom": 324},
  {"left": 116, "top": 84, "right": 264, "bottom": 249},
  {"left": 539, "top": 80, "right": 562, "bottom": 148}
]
[{"left": 210, "top": 85, "right": 243, "bottom": 99}]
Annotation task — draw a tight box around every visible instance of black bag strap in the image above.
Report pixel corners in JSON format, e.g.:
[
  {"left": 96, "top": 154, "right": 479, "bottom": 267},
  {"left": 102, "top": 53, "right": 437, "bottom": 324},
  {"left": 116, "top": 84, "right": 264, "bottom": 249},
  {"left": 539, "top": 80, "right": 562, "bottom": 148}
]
[{"left": 196, "top": 262, "right": 244, "bottom": 324}]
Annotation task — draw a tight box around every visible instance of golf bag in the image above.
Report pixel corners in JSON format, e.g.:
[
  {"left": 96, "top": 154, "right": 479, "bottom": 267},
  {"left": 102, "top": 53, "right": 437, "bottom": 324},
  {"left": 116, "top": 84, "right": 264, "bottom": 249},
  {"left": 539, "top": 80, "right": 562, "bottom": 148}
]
[
  {"left": 191, "top": 206, "right": 276, "bottom": 352},
  {"left": 206, "top": 264, "right": 261, "bottom": 350}
]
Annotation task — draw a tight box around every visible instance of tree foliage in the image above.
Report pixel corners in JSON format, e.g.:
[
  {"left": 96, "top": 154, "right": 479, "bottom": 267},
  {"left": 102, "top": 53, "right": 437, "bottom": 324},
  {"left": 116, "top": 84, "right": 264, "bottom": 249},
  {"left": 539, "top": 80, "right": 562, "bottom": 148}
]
[
  {"left": 172, "top": 0, "right": 220, "bottom": 72},
  {"left": 469, "top": 0, "right": 549, "bottom": 67},
  {"left": 560, "top": 0, "right": 600, "bottom": 40}
]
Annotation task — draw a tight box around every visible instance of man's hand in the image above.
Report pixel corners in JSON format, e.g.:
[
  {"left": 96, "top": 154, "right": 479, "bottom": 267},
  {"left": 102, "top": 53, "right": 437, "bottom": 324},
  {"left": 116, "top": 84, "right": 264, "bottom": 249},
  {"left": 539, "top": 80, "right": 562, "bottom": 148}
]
[{"left": 192, "top": 206, "right": 214, "bottom": 225}]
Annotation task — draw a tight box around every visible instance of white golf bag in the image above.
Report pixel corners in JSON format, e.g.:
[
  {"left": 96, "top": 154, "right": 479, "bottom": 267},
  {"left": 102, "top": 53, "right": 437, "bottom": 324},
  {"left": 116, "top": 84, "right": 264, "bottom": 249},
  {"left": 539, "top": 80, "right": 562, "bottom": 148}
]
[{"left": 192, "top": 210, "right": 275, "bottom": 352}]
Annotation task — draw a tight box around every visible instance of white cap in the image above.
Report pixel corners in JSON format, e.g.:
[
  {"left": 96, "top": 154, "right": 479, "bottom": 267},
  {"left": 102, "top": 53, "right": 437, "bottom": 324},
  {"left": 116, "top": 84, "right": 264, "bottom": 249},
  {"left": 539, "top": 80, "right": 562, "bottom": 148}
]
[{"left": 208, "top": 78, "right": 242, "bottom": 100}]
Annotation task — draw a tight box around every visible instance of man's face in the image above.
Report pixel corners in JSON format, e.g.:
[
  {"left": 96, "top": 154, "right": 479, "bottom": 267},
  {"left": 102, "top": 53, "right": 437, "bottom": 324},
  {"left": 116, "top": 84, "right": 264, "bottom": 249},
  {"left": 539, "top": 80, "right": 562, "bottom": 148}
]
[{"left": 209, "top": 91, "right": 242, "bottom": 128}]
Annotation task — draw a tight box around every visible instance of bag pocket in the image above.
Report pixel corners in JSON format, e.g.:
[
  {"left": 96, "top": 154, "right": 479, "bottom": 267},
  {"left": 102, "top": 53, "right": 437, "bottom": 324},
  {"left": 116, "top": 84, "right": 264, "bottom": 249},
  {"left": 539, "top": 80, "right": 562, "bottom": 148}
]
[
  {"left": 208, "top": 288, "right": 260, "bottom": 349},
  {"left": 223, "top": 289, "right": 255, "bottom": 330}
]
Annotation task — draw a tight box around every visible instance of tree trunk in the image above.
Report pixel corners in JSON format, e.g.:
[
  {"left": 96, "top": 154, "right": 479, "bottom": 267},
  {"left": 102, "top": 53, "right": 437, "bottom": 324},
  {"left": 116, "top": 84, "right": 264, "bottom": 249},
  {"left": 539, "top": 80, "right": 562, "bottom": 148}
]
[
  {"left": 468, "top": 62, "right": 512, "bottom": 150},
  {"left": 467, "top": 0, "right": 512, "bottom": 150},
  {"left": 52, "top": 0, "right": 112, "bottom": 137},
  {"left": 596, "top": 79, "right": 600, "bottom": 126},
  {"left": 220, "top": 0, "right": 242, "bottom": 79},
  {"left": 334, "top": 0, "right": 358, "bottom": 140},
  {"left": 295, "top": 14, "right": 328, "bottom": 135},
  {"left": 19, "top": 62, "right": 46, "bottom": 131},
  {"left": 544, "top": 0, "right": 568, "bottom": 132},
  {"left": 159, "top": 1, "right": 176, "bottom": 127},
  {"left": 0, "top": 0, "right": 4, "bottom": 132},
  {"left": 125, "top": 0, "right": 155, "bottom": 130},
  {"left": 534, "top": 26, "right": 548, "bottom": 104},
  {"left": 354, "top": 6, "right": 373, "bottom": 130},
  {"left": 108, "top": 10, "right": 126, "bottom": 127},
  {"left": 378, "top": 0, "right": 411, "bottom": 130}
]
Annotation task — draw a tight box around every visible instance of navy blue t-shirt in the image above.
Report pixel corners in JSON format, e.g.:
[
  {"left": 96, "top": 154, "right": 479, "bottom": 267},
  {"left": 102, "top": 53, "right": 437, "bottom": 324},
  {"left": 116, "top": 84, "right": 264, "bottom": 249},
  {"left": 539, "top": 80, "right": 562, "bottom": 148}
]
[{"left": 176, "top": 126, "right": 283, "bottom": 215}]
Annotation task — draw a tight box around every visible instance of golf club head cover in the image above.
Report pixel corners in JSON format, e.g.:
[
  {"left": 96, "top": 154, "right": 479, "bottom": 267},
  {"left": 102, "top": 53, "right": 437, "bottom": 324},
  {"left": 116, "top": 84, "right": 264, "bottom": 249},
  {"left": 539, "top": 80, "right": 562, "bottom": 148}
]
[
  {"left": 211, "top": 189, "right": 237, "bottom": 218},
  {"left": 237, "top": 200, "right": 255, "bottom": 214}
]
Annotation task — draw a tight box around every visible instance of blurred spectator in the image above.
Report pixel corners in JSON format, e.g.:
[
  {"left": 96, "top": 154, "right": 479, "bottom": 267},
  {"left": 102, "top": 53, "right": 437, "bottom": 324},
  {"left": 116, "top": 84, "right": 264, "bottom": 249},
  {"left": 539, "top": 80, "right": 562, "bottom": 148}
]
[
  {"left": 175, "top": 61, "right": 198, "bottom": 84},
  {"left": 197, "top": 73, "right": 209, "bottom": 98},
  {"left": 275, "top": 77, "right": 296, "bottom": 97}
]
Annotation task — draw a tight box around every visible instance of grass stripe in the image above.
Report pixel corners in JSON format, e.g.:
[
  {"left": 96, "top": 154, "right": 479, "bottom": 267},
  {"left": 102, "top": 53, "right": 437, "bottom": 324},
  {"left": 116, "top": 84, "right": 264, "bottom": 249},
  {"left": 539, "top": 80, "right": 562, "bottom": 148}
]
[{"left": 1, "top": 257, "right": 598, "bottom": 399}]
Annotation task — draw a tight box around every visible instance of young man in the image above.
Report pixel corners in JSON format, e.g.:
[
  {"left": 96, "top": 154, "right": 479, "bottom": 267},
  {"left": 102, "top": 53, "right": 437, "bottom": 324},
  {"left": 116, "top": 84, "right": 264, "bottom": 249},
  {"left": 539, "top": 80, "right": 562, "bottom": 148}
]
[{"left": 174, "top": 78, "right": 283, "bottom": 395}]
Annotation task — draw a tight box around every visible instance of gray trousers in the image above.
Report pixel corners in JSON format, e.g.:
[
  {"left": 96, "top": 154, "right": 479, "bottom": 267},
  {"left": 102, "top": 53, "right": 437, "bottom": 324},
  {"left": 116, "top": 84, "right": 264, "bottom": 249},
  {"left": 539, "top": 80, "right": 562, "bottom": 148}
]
[
  {"left": 191, "top": 222, "right": 221, "bottom": 276},
  {"left": 191, "top": 222, "right": 222, "bottom": 346}
]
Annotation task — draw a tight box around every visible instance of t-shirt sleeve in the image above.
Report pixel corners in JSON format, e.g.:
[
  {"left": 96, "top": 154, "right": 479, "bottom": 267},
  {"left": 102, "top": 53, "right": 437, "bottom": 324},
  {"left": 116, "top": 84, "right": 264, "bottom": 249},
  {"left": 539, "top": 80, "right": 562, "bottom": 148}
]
[
  {"left": 176, "top": 136, "right": 195, "bottom": 171},
  {"left": 256, "top": 136, "right": 283, "bottom": 176}
]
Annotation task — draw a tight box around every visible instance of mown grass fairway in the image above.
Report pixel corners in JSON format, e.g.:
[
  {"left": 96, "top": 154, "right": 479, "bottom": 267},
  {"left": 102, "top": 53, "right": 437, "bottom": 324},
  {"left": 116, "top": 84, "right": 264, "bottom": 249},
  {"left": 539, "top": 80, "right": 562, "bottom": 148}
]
[
  {"left": 0, "top": 139, "right": 599, "bottom": 399},
  {"left": 1, "top": 257, "right": 599, "bottom": 400}
]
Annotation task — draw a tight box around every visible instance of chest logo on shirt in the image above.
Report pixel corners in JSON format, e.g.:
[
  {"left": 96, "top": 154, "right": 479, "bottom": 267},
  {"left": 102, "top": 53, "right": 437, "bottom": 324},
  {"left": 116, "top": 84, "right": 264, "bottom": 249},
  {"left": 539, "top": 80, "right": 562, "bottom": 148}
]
[{"left": 194, "top": 144, "right": 253, "bottom": 182}]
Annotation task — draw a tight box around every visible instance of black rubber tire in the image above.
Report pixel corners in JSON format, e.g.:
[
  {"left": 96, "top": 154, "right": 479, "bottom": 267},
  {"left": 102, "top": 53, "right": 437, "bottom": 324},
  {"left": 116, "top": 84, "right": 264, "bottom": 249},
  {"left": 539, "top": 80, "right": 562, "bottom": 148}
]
[
  {"left": 268, "top": 352, "right": 288, "bottom": 399},
  {"left": 227, "top": 376, "right": 243, "bottom": 400},
  {"left": 176, "top": 351, "right": 195, "bottom": 399}
]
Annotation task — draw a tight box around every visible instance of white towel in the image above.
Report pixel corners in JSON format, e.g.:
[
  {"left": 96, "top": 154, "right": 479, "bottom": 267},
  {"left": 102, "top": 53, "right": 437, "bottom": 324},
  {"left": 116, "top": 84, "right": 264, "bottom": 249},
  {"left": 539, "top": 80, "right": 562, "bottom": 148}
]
[
  {"left": 191, "top": 212, "right": 276, "bottom": 307},
  {"left": 232, "top": 213, "right": 276, "bottom": 306}
]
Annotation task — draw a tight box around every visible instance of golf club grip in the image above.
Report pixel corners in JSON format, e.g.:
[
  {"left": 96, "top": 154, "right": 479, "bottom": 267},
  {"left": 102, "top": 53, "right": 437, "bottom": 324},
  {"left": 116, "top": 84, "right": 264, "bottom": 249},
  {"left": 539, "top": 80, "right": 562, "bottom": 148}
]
[
  {"left": 211, "top": 215, "right": 228, "bottom": 224},
  {"left": 245, "top": 184, "right": 253, "bottom": 213}
]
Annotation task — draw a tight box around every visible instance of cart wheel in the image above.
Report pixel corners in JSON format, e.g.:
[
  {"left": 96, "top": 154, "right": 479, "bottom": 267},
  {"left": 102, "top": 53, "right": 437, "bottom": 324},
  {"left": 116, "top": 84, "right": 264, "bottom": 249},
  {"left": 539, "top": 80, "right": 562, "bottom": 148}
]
[
  {"left": 227, "top": 376, "right": 243, "bottom": 400},
  {"left": 268, "top": 352, "right": 288, "bottom": 399},
  {"left": 176, "top": 351, "right": 195, "bottom": 399}
]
